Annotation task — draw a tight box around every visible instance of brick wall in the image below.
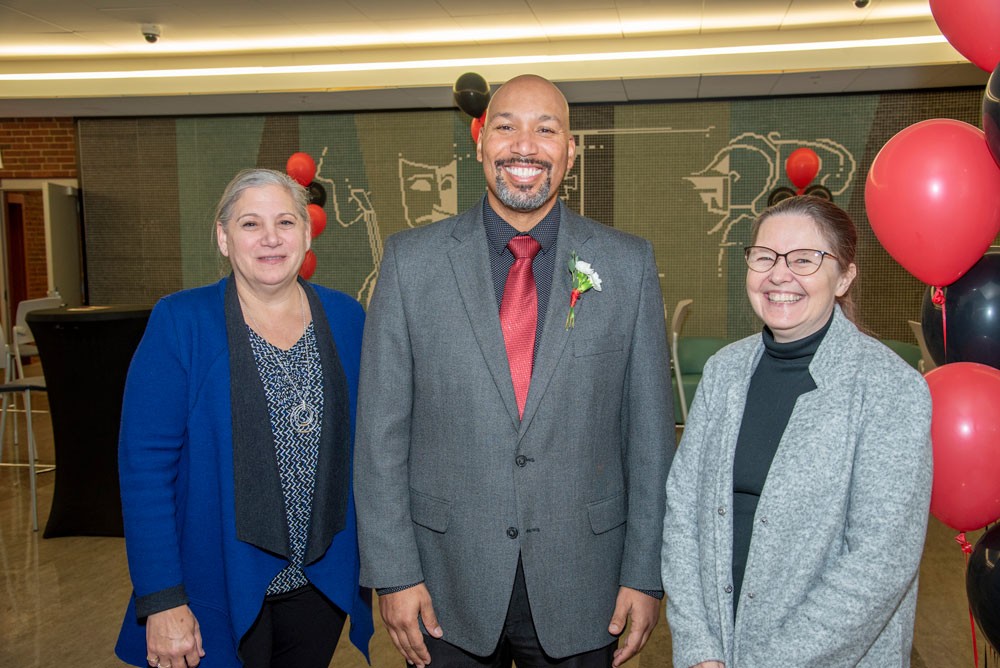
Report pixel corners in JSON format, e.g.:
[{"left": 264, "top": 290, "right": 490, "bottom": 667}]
[
  {"left": 22, "top": 191, "right": 48, "bottom": 298},
  {"left": 0, "top": 118, "right": 77, "bottom": 179}
]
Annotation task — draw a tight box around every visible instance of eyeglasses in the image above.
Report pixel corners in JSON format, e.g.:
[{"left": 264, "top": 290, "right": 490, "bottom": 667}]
[{"left": 744, "top": 246, "right": 839, "bottom": 276}]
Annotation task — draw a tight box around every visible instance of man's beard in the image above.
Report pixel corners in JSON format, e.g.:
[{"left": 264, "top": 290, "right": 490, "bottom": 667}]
[{"left": 494, "top": 159, "right": 553, "bottom": 212}]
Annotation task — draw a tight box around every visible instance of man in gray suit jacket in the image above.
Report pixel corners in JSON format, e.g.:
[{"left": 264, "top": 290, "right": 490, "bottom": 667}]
[{"left": 355, "top": 74, "right": 674, "bottom": 668}]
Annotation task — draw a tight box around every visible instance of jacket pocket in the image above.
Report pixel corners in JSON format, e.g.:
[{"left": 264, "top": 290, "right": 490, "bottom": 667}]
[
  {"left": 410, "top": 488, "right": 451, "bottom": 533},
  {"left": 573, "top": 335, "right": 624, "bottom": 358},
  {"left": 587, "top": 491, "right": 627, "bottom": 534}
]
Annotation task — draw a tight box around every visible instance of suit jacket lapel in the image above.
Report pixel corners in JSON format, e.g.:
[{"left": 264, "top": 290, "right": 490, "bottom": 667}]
[
  {"left": 447, "top": 205, "right": 522, "bottom": 429},
  {"left": 301, "top": 280, "right": 350, "bottom": 564},
  {"left": 519, "top": 203, "right": 594, "bottom": 435},
  {"left": 225, "top": 276, "right": 288, "bottom": 557}
]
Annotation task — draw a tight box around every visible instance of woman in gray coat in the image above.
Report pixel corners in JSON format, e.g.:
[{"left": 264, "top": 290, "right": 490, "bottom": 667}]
[{"left": 661, "top": 196, "right": 932, "bottom": 667}]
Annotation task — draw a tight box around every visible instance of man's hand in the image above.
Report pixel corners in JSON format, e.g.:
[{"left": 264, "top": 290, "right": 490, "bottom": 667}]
[
  {"left": 378, "top": 584, "right": 443, "bottom": 668},
  {"left": 691, "top": 663, "right": 725, "bottom": 668},
  {"left": 607, "top": 587, "right": 659, "bottom": 667}
]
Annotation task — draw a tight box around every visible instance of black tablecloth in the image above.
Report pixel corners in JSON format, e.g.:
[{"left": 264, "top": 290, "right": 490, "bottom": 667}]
[{"left": 28, "top": 305, "right": 151, "bottom": 538}]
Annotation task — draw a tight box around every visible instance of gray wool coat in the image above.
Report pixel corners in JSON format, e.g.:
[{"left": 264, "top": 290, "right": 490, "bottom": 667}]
[
  {"left": 661, "top": 307, "right": 932, "bottom": 668},
  {"left": 355, "top": 199, "right": 674, "bottom": 658}
]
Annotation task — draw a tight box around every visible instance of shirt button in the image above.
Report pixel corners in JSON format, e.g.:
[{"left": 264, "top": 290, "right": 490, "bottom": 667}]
[
  {"left": 724, "top": 585, "right": 733, "bottom": 594},
  {"left": 717, "top": 506, "right": 726, "bottom": 516},
  {"left": 506, "top": 527, "right": 519, "bottom": 539},
  {"left": 515, "top": 455, "right": 528, "bottom": 467},
  {"left": 748, "top": 592, "right": 755, "bottom": 599},
  {"left": 759, "top": 516, "right": 768, "bottom": 525}
]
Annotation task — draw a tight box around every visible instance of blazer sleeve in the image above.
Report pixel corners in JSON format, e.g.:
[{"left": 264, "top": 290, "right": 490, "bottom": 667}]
[
  {"left": 618, "top": 240, "right": 675, "bottom": 592},
  {"left": 742, "top": 366, "right": 933, "bottom": 666},
  {"left": 354, "top": 235, "right": 424, "bottom": 589},
  {"left": 119, "top": 298, "right": 191, "bottom": 616},
  {"left": 661, "top": 355, "right": 727, "bottom": 668}
]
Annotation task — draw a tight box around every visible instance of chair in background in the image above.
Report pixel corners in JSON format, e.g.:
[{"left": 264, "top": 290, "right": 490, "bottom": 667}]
[
  {"left": 0, "top": 324, "right": 49, "bottom": 531},
  {"left": 669, "top": 299, "right": 693, "bottom": 423},
  {"left": 12, "top": 293, "right": 63, "bottom": 379},
  {"left": 673, "top": 336, "right": 731, "bottom": 425},
  {"left": 907, "top": 320, "right": 937, "bottom": 373},
  {"left": 880, "top": 338, "right": 923, "bottom": 372},
  {"left": 8, "top": 294, "right": 62, "bottom": 460}
]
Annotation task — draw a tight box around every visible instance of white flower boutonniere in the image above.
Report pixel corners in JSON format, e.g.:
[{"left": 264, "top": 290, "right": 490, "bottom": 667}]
[{"left": 565, "top": 251, "right": 602, "bottom": 329}]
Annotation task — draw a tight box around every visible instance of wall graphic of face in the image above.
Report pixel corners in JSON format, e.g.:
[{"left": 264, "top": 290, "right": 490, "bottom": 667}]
[
  {"left": 399, "top": 157, "right": 458, "bottom": 227},
  {"left": 686, "top": 132, "right": 857, "bottom": 275}
]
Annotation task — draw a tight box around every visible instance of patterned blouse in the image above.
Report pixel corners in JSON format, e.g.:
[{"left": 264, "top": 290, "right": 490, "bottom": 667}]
[{"left": 247, "top": 322, "right": 324, "bottom": 596}]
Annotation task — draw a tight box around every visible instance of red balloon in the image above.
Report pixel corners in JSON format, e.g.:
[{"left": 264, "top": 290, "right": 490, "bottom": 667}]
[
  {"left": 865, "top": 119, "right": 1000, "bottom": 286},
  {"left": 471, "top": 112, "right": 486, "bottom": 143},
  {"left": 307, "top": 203, "right": 327, "bottom": 239},
  {"left": 926, "top": 362, "right": 1000, "bottom": 531},
  {"left": 930, "top": 0, "right": 1000, "bottom": 73},
  {"left": 784, "top": 147, "right": 820, "bottom": 193},
  {"left": 286, "top": 152, "right": 316, "bottom": 187},
  {"left": 299, "top": 249, "right": 317, "bottom": 280}
]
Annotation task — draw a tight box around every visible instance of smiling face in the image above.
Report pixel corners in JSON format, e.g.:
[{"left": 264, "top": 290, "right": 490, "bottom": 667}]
[
  {"left": 747, "top": 212, "right": 857, "bottom": 343},
  {"left": 216, "top": 183, "right": 310, "bottom": 293},
  {"left": 477, "top": 75, "right": 576, "bottom": 231}
]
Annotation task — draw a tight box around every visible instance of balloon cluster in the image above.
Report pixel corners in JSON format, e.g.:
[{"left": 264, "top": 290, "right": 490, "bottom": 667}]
[
  {"left": 871, "top": 2, "right": 1000, "bottom": 654},
  {"left": 285, "top": 152, "right": 327, "bottom": 280},
  {"left": 767, "top": 147, "right": 832, "bottom": 206},
  {"left": 453, "top": 72, "right": 490, "bottom": 142}
]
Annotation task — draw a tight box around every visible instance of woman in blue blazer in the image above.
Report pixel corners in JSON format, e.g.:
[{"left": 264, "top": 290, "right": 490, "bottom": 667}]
[{"left": 115, "top": 169, "right": 373, "bottom": 668}]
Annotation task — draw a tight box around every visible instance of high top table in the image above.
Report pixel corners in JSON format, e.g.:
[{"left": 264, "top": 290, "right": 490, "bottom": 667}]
[{"left": 27, "top": 305, "right": 151, "bottom": 537}]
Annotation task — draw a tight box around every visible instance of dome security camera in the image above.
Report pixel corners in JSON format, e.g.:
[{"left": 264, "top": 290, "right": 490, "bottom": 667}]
[
  {"left": 854, "top": 0, "right": 870, "bottom": 7},
  {"left": 141, "top": 24, "right": 161, "bottom": 43}
]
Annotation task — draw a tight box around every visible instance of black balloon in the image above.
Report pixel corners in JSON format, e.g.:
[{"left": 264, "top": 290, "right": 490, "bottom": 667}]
[
  {"left": 804, "top": 184, "right": 832, "bottom": 201},
  {"left": 453, "top": 72, "right": 490, "bottom": 118},
  {"left": 307, "top": 181, "right": 327, "bottom": 208},
  {"left": 921, "top": 247, "right": 1000, "bottom": 369},
  {"left": 985, "top": 60, "right": 1000, "bottom": 169},
  {"left": 767, "top": 187, "right": 796, "bottom": 206},
  {"left": 967, "top": 524, "right": 1000, "bottom": 654}
]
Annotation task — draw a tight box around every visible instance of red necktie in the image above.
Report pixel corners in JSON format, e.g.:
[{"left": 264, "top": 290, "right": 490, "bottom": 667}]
[{"left": 500, "top": 235, "right": 542, "bottom": 419}]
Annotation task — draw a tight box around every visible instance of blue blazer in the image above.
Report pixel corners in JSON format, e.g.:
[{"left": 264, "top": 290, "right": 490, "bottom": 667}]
[{"left": 115, "top": 278, "right": 373, "bottom": 667}]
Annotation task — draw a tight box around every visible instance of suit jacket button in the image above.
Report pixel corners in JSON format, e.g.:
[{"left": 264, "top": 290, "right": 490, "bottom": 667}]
[
  {"left": 724, "top": 585, "right": 733, "bottom": 594},
  {"left": 506, "top": 527, "right": 519, "bottom": 539},
  {"left": 515, "top": 455, "right": 528, "bottom": 467}
]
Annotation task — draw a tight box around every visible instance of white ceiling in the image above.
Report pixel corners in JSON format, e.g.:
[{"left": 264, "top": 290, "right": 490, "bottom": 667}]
[{"left": 0, "top": 0, "right": 988, "bottom": 117}]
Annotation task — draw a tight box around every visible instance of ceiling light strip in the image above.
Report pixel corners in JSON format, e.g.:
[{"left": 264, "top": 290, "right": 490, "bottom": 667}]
[{"left": 0, "top": 35, "right": 947, "bottom": 82}]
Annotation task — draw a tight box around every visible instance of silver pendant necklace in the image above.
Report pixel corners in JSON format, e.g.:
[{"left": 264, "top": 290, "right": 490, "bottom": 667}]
[{"left": 243, "top": 287, "right": 318, "bottom": 434}]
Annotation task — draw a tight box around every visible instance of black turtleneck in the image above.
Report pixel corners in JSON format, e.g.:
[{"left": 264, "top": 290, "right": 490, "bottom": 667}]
[{"left": 730, "top": 312, "right": 833, "bottom": 612}]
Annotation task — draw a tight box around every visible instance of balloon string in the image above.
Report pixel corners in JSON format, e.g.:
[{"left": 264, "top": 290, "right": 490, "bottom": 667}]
[
  {"left": 932, "top": 287, "right": 947, "bottom": 360},
  {"left": 957, "top": 533, "right": 980, "bottom": 668}
]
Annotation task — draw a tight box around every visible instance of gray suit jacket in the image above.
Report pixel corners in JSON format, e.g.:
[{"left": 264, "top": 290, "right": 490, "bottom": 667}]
[
  {"left": 661, "top": 307, "right": 932, "bottom": 668},
  {"left": 355, "top": 198, "right": 674, "bottom": 658}
]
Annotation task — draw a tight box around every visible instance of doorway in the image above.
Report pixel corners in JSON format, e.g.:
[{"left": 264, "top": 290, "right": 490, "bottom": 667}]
[{"left": 3, "top": 193, "right": 29, "bottom": 322}]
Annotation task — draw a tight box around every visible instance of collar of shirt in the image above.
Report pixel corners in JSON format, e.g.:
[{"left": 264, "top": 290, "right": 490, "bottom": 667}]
[{"left": 482, "top": 197, "right": 560, "bottom": 255}]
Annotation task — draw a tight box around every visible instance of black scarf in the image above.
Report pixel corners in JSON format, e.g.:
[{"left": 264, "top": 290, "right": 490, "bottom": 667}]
[{"left": 224, "top": 275, "right": 350, "bottom": 564}]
